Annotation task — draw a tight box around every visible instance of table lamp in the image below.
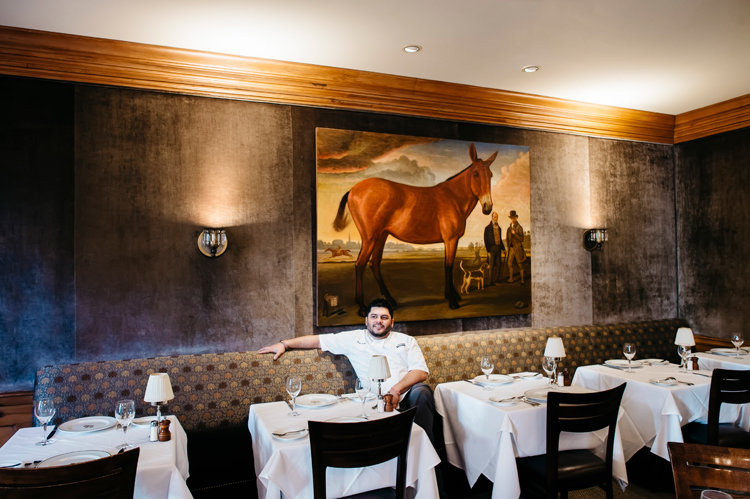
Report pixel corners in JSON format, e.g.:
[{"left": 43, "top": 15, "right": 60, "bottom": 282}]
[
  {"left": 369, "top": 355, "right": 391, "bottom": 413},
  {"left": 544, "top": 337, "right": 566, "bottom": 385},
  {"left": 675, "top": 327, "right": 695, "bottom": 371},
  {"left": 144, "top": 373, "right": 174, "bottom": 423}
]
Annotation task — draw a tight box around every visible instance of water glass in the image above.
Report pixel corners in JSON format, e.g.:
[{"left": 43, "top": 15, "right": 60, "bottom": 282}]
[
  {"left": 677, "top": 345, "right": 691, "bottom": 373},
  {"left": 480, "top": 356, "right": 494, "bottom": 391},
  {"left": 542, "top": 356, "right": 556, "bottom": 385},
  {"left": 701, "top": 490, "right": 732, "bottom": 499},
  {"left": 623, "top": 343, "right": 636, "bottom": 373},
  {"left": 731, "top": 332, "right": 744, "bottom": 358},
  {"left": 356, "top": 378, "right": 370, "bottom": 419},
  {"left": 286, "top": 376, "right": 302, "bottom": 416},
  {"left": 34, "top": 399, "right": 56, "bottom": 446},
  {"left": 115, "top": 399, "right": 135, "bottom": 449}
]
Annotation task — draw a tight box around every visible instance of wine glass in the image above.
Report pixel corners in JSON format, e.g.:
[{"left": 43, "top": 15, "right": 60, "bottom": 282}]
[
  {"left": 542, "top": 357, "right": 556, "bottom": 385},
  {"left": 34, "top": 399, "right": 56, "bottom": 446},
  {"left": 677, "top": 345, "right": 691, "bottom": 373},
  {"left": 731, "top": 333, "right": 744, "bottom": 358},
  {"left": 114, "top": 399, "right": 135, "bottom": 450},
  {"left": 480, "top": 356, "right": 494, "bottom": 391},
  {"left": 356, "top": 378, "right": 370, "bottom": 419},
  {"left": 623, "top": 343, "right": 636, "bottom": 373},
  {"left": 286, "top": 376, "right": 302, "bottom": 416}
]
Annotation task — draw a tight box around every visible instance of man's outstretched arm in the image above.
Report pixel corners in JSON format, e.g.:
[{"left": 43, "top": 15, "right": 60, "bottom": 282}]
[
  {"left": 389, "top": 369, "right": 428, "bottom": 400},
  {"left": 258, "top": 335, "right": 321, "bottom": 360}
]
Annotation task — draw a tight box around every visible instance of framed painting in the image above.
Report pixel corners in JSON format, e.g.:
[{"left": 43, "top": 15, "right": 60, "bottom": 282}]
[{"left": 316, "top": 128, "right": 530, "bottom": 326}]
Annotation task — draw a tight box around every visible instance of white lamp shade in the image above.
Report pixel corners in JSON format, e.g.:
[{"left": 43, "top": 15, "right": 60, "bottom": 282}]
[
  {"left": 368, "top": 355, "right": 391, "bottom": 381},
  {"left": 144, "top": 373, "right": 174, "bottom": 403},
  {"left": 544, "top": 337, "right": 566, "bottom": 358},
  {"left": 674, "top": 327, "right": 695, "bottom": 346}
]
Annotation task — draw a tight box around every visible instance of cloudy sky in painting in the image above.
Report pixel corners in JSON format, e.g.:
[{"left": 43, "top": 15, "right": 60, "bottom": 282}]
[{"left": 316, "top": 128, "right": 530, "bottom": 246}]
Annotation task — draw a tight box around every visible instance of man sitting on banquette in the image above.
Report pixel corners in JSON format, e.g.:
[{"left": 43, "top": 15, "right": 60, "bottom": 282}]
[{"left": 259, "top": 298, "right": 435, "bottom": 445}]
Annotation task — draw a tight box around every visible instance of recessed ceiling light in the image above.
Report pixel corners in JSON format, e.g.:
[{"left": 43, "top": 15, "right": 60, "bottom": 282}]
[
  {"left": 522, "top": 65, "right": 540, "bottom": 73},
  {"left": 403, "top": 45, "right": 422, "bottom": 53}
]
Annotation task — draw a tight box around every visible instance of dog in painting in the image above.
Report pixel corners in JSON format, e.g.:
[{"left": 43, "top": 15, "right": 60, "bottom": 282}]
[{"left": 460, "top": 260, "right": 490, "bottom": 294}]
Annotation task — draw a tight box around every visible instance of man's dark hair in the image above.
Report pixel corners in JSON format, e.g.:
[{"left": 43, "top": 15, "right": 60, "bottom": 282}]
[{"left": 366, "top": 298, "right": 393, "bottom": 318}]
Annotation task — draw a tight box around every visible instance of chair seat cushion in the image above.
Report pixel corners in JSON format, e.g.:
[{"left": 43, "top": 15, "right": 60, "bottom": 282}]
[
  {"left": 518, "top": 449, "right": 608, "bottom": 486},
  {"left": 683, "top": 422, "right": 750, "bottom": 448}
]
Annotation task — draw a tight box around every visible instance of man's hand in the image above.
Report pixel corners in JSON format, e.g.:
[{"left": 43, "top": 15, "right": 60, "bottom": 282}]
[
  {"left": 258, "top": 342, "right": 286, "bottom": 360},
  {"left": 388, "top": 386, "right": 401, "bottom": 400}
]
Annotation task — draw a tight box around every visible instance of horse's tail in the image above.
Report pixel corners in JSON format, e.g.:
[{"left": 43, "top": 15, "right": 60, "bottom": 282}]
[{"left": 332, "top": 191, "right": 351, "bottom": 232}]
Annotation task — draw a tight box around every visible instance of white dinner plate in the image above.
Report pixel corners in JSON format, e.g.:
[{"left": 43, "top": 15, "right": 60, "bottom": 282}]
[
  {"left": 489, "top": 396, "right": 518, "bottom": 406},
  {"left": 710, "top": 348, "right": 747, "bottom": 356},
  {"left": 58, "top": 416, "right": 117, "bottom": 433},
  {"left": 131, "top": 416, "right": 157, "bottom": 426},
  {"left": 0, "top": 460, "right": 23, "bottom": 468},
  {"left": 473, "top": 374, "right": 514, "bottom": 386},
  {"left": 325, "top": 416, "right": 367, "bottom": 422},
  {"left": 37, "top": 450, "right": 111, "bottom": 468},
  {"left": 641, "top": 358, "right": 668, "bottom": 364},
  {"left": 524, "top": 387, "right": 563, "bottom": 402},
  {"left": 512, "top": 372, "right": 543, "bottom": 379},
  {"left": 604, "top": 359, "right": 643, "bottom": 369},
  {"left": 271, "top": 429, "right": 308, "bottom": 441},
  {"left": 340, "top": 393, "right": 376, "bottom": 402},
  {"left": 294, "top": 394, "right": 339, "bottom": 409},
  {"left": 650, "top": 378, "right": 679, "bottom": 386}
]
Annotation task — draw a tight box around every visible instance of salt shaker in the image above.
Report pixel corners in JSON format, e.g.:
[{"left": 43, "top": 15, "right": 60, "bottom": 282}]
[
  {"left": 149, "top": 420, "right": 158, "bottom": 442},
  {"left": 557, "top": 372, "right": 565, "bottom": 387}
]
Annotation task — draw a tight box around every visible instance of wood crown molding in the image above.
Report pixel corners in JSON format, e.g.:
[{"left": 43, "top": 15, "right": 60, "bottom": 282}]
[
  {"left": 0, "top": 26, "right": 747, "bottom": 144},
  {"left": 675, "top": 94, "right": 750, "bottom": 143},
  {"left": 0, "top": 25, "right": 676, "bottom": 144}
]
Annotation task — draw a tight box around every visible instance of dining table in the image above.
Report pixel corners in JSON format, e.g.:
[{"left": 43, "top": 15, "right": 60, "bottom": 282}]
[
  {"left": 695, "top": 349, "right": 750, "bottom": 371},
  {"left": 0, "top": 415, "right": 191, "bottom": 499},
  {"left": 573, "top": 360, "right": 750, "bottom": 462},
  {"left": 434, "top": 375, "right": 628, "bottom": 499},
  {"left": 247, "top": 394, "right": 440, "bottom": 499}
]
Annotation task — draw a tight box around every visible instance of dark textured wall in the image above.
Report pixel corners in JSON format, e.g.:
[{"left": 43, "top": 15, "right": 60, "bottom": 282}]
[
  {"left": 675, "top": 127, "right": 750, "bottom": 338},
  {"left": 1, "top": 75, "right": 700, "bottom": 391},
  {"left": 589, "top": 138, "right": 678, "bottom": 323},
  {"left": 0, "top": 77, "right": 75, "bottom": 391}
]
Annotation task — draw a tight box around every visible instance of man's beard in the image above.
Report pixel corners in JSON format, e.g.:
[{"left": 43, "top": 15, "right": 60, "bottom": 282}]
[{"left": 367, "top": 324, "right": 392, "bottom": 338}]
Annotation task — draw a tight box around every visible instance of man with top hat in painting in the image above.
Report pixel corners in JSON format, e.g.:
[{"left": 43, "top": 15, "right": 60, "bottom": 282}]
[{"left": 506, "top": 210, "right": 526, "bottom": 284}]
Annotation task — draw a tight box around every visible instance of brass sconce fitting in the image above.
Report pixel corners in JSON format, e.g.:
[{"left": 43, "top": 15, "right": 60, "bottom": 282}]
[
  {"left": 198, "top": 229, "right": 227, "bottom": 257},
  {"left": 582, "top": 228, "right": 608, "bottom": 251}
]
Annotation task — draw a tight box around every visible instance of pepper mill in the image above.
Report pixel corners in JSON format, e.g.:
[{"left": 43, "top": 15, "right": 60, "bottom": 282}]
[
  {"left": 158, "top": 419, "right": 172, "bottom": 442},
  {"left": 383, "top": 394, "right": 394, "bottom": 412}
]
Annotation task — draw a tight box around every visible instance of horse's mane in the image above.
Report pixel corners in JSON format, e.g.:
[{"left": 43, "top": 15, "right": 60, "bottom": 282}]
[{"left": 442, "top": 164, "right": 473, "bottom": 183}]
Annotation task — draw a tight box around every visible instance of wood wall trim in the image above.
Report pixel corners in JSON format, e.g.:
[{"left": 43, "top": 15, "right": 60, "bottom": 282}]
[
  {"left": 675, "top": 94, "right": 750, "bottom": 143},
  {"left": 0, "top": 25, "right": 676, "bottom": 144},
  {"left": 0, "top": 391, "right": 34, "bottom": 448},
  {"left": 694, "top": 334, "right": 733, "bottom": 353}
]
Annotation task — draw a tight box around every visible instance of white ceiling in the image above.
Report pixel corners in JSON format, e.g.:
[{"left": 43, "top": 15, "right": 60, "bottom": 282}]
[{"left": 2, "top": 0, "right": 749, "bottom": 115}]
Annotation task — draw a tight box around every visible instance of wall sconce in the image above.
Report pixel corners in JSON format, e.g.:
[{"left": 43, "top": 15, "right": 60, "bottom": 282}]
[
  {"left": 582, "top": 228, "right": 608, "bottom": 251},
  {"left": 198, "top": 229, "right": 227, "bottom": 257}
]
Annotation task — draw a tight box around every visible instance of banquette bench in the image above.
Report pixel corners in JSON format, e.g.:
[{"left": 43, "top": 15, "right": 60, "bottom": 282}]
[{"left": 31, "top": 318, "right": 687, "bottom": 492}]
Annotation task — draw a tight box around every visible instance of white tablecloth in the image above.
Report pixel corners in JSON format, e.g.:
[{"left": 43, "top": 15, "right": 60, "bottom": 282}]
[
  {"left": 248, "top": 399, "right": 440, "bottom": 499},
  {"left": 573, "top": 363, "right": 750, "bottom": 461},
  {"left": 434, "top": 378, "right": 628, "bottom": 499},
  {"left": 0, "top": 416, "right": 191, "bottom": 499},
  {"left": 695, "top": 351, "right": 750, "bottom": 371}
]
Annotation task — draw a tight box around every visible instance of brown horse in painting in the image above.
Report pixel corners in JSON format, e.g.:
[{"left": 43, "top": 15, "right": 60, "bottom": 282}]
[{"left": 333, "top": 143, "right": 497, "bottom": 316}]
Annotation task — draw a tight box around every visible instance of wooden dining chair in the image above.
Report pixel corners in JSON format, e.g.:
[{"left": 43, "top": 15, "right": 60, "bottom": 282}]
[
  {"left": 682, "top": 369, "right": 750, "bottom": 448},
  {"left": 668, "top": 442, "right": 750, "bottom": 498},
  {"left": 0, "top": 447, "right": 140, "bottom": 498},
  {"left": 308, "top": 407, "right": 417, "bottom": 499},
  {"left": 516, "top": 383, "right": 626, "bottom": 499}
]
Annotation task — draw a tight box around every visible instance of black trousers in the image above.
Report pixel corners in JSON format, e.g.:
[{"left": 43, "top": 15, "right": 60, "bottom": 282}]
[{"left": 399, "top": 382, "right": 436, "bottom": 447}]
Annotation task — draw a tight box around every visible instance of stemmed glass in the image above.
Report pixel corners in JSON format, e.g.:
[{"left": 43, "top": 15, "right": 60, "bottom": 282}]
[
  {"left": 542, "top": 357, "right": 556, "bottom": 386},
  {"left": 34, "top": 399, "right": 56, "bottom": 446},
  {"left": 356, "top": 378, "right": 370, "bottom": 419},
  {"left": 480, "top": 356, "right": 494, "bottom": 391},
  {"left": 114, "top": 399, "right": 135, "bottom": 450},
  {"left": 677, "top": 345, "right": 691, "bottom": 373},
  {"left": 286, "top": 376, "right": 302, "bottom": 417},
  {"left": 623, "top": 343, "right": 636, "bottom": 373},
  {"left": 731, "top": 333, "right": 744, "bottom": 358}
]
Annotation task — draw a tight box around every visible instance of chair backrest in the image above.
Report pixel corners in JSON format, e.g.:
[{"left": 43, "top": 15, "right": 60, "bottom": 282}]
[
  {"left": 707, "top": 369, "right": 750, "bottom": 446},
  {"left": 308, "top": 407, "right": 417, "bottom": 499},
  {"left": 0, "top": 447, "right": 139, "bottom": 499},
  {"left": 668, "top": 442, "right": 750, "bottom": 499},
  {"left": 546, "top": 384, "right": 626, "bottom": 484}
]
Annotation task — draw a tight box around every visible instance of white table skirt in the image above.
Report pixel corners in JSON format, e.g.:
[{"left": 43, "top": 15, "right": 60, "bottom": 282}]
[
  {"left": 0, "top": 415, "right": 191, "bottom": 499},
  {"left": 248, "top": 400, "right": 440, "bottom": 499},
  {"left": 695, "top": 351, "right": 750, "bottom": 371},
  {"left": 573, "top": 363, "right": 750, "bottom": 461},
  {"left": 435, "top": 379, "right": 628, "bottom": 499}
]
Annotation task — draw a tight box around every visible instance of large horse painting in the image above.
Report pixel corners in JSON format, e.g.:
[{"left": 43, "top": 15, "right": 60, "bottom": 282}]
[{"left": 316, "top": 129, "right": 530, "bottom": 326}]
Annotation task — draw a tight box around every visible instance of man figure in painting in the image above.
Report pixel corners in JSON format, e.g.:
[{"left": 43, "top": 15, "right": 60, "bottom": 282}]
[
  {"left": 483, "top": 211, "right": 505, "bottom": 285},
  {"left": 506, "top": 210, "right": 526, "bottom": 284},
  {"left": 258, "top": 298, "right": 436, "bottom": 445}
]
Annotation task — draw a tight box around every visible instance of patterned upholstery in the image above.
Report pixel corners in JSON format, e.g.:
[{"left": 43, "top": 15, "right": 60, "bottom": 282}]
[{"left": 33, "top": 318, "right": 687, "bottom": 431}]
